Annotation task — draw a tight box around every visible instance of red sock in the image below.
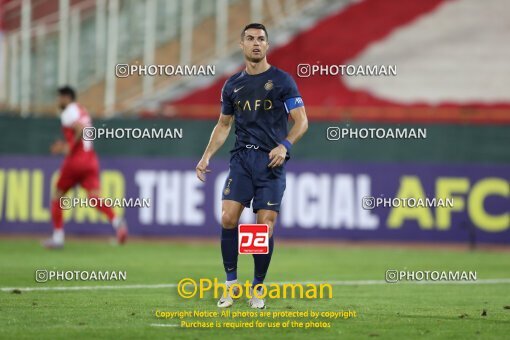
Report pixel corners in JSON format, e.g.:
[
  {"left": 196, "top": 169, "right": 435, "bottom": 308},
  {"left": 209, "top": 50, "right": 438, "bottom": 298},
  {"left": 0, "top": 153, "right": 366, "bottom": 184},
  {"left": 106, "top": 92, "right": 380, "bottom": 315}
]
[
  {"left": 51, "top": 199, "right": 63, "bottom": 230},
  {"left": 90, "top": 195, "right": 115, "bottom": 222}
]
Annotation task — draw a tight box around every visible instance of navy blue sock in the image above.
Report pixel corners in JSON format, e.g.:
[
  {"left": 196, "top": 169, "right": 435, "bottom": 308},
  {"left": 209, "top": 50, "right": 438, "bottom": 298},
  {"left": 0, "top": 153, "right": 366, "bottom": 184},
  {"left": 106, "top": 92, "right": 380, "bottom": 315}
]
[
  {"left": 252, "top": 236, "right": 274, "bottom": 287},
  {"left": 221, "top": 227, "right": 238, "bottom": 281}
]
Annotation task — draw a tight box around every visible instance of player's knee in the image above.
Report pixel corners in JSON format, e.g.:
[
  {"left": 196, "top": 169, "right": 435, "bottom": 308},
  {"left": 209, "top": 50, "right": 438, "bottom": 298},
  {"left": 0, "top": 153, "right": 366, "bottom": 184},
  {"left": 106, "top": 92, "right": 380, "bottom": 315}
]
[
  {"left": 258, "top": 215, "right": 276, "bottom": 227},
  {"left": 221, "top": 211, "right": 239, "bottom": 229}
]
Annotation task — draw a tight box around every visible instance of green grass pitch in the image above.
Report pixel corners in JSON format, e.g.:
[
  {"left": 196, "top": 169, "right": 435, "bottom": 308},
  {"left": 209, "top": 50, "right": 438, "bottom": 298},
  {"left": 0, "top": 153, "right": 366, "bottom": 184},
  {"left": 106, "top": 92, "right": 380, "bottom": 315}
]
[{"left": 1, "top": 238, "right": 509, "bottom": 339}]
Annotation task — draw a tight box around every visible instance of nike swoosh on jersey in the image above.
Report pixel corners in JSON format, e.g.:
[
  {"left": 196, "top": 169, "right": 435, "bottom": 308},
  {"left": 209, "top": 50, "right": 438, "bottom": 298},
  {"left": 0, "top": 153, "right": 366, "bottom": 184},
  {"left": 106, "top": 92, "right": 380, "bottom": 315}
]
[
  {"left": 267, "top": 201, "right": 279, "bottom": 206},
  {"left": 233, "top": 86, "right": 245, "bottom": 93}
]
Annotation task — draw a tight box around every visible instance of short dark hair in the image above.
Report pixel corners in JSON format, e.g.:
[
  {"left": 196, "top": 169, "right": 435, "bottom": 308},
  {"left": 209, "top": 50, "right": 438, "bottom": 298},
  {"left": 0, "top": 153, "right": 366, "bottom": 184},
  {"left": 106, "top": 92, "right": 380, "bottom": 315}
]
[
  {"left": 57, "top": 85, "right": 76, "bottom": 101},
  {"left": 241, "top": 23, "right": 268, "bottom": 40}
]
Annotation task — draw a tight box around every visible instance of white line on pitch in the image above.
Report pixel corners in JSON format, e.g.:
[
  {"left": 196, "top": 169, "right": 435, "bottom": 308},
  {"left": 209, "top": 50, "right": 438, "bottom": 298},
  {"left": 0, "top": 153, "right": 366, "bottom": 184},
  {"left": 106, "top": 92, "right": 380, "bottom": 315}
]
[
  {"left": 0, "top": 283, "right": 177, "bottom": 292},
  {"left": 309, "top": 278, "right": 510, "bottom": 285},
  {"left": 2, "top": 278, "right": 510, "bottom": 293},
  {"left": 149, "top": 323, "right": 179, "bottom": 328}
]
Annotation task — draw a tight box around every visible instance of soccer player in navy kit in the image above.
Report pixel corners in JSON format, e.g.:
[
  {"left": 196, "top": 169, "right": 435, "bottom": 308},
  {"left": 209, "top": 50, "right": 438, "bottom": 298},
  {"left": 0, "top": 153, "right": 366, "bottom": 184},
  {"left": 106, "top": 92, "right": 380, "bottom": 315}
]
[{"left": 196, "top": 23, "right": 308, "bottom": 308}]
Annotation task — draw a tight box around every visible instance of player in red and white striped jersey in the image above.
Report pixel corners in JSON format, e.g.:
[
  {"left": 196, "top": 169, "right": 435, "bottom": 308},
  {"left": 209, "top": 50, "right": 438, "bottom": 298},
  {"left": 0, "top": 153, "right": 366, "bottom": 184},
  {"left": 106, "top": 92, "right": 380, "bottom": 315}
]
[{"left": 44, "top": 86, "right": 128, "bottom": 248}]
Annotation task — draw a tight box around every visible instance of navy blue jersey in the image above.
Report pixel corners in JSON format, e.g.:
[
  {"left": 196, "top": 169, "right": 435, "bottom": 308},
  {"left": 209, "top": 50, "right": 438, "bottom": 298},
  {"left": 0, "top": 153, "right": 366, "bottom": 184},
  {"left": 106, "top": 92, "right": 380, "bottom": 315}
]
[{"left": 221, "top": 65, "right": 303, "bottom": 155}]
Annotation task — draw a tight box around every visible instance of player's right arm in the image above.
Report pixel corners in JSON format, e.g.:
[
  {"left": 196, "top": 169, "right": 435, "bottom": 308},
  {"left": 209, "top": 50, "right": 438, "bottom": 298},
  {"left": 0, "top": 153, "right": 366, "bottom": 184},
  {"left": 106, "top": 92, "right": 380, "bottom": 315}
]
[{"left": 196, "top": 113, "right": 234, "bottom": 182}]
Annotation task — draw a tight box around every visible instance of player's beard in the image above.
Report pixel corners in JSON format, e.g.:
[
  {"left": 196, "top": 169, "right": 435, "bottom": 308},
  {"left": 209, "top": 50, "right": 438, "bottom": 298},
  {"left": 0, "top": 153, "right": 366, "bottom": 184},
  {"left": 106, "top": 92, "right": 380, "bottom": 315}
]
[{"left": 246, "top": 55, "right": 264, "bottom": 63}]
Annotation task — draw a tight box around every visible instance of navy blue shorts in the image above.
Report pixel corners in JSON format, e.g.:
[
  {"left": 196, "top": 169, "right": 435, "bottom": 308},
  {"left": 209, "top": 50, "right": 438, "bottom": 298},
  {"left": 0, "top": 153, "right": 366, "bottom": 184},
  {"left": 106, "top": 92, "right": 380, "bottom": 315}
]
[{"left": 222, "top": 147, "right": 286, "bottom": 213}]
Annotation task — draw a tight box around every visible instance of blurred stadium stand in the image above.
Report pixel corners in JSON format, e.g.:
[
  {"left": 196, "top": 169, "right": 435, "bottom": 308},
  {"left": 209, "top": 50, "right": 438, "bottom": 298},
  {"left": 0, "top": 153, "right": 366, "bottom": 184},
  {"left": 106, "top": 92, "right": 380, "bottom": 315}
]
[
  {"left": 169, "top": 0, "right": 510, "bottom": 124},
  {"left": 1, "top": 0, "right": 509, "bottom": 122},
  {"left": 1, "top": 0, "right": 336, "bottom": 116}
]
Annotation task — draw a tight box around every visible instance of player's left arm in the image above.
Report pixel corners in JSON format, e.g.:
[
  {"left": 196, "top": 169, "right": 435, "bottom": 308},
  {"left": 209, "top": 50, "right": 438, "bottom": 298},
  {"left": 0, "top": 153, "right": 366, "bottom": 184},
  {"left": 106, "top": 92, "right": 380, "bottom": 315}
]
[
  {"left": 268, "top": 106, "right": 308, "bottom": 168},
  {"left": 286, "top": 106, "right": 308, "bottom": 145}
]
